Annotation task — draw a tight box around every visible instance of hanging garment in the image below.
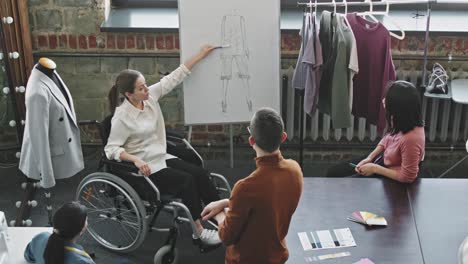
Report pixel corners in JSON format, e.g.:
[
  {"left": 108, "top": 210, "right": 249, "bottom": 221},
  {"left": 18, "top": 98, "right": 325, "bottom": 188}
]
[
  {"left": 330, "top": 14, "right": 359, "bottom": 128},
  {"left": 346, "top": 12, "right": 396, "bottom": 132},
  {"left": 292, "top": 12, "right": 313, "bottom": 94},
  {"left": 19, "top": 66, "right": 84, "bottom": 188},
  {"left": 318, "top": 11, "right": 358, "bottom": 129},
  {"left": 302, "top": 13, "right": 323, "bottom": 116},
  {"left": 344, "top": 16, "right": 359, "bottom": 109},
  {"left": 317, "top": 11, "right": 334, "bottom": 118}
]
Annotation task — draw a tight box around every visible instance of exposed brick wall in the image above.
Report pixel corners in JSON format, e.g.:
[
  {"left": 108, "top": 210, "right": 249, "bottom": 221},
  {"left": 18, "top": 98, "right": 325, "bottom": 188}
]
[
  {"left": 32, "top": 32, "right": 181, "bottom": 53},
  {"left": 23, "top": 0, "right": 468, "bottom": 148},
  {"left": 282, "top": 31, "right": 468, "bottom": 56},
  {"left": 27, "top": 0, "right": 468, "bottom": 56},
  {"left": 30, "top": 31, "right": 468, "bottom": 57}
]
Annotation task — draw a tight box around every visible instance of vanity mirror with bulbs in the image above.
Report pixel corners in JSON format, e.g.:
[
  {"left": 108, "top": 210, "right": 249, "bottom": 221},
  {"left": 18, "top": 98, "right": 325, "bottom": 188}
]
[
  {"left": 0, "top": 0, "right": 33, "bottom": 150},
  {"left": 0, "top": 18, "right": 18, "bottom": 149},
  {"left": 0, "top": 0, "right": 35, "bottom": 228}
]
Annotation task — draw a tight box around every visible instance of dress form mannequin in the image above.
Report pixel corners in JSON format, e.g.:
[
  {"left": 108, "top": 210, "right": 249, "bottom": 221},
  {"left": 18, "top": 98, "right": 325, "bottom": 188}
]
[
  {"left": 19, "top": 57, "right": 84, "bottom": 225},
  {"left": 35, "top": 58, "right": 59, "bottom": 223},
  {"left": 38, "top": 57, "right": 56, "bottom": 70},
  {"left": 36, "top": 58, "right": 70, "bottom": 107}
]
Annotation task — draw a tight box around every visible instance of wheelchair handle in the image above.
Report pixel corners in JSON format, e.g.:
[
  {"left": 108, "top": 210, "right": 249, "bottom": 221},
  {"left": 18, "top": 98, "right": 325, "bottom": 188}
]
[{"left": 78, "top": 120, "right": 99, "bottom": 126}]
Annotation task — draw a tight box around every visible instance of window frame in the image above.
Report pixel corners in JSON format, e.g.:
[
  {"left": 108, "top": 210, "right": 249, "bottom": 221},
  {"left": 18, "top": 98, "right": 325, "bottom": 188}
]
[
  {"left": 105, "top": 0, "right": 468, "bottom": 33},
  {"left": 112, "top": 0, "right": 178, "bottom": 8},
  {"left": 112, "top": 0, "right": 468, "bottom": 10}
]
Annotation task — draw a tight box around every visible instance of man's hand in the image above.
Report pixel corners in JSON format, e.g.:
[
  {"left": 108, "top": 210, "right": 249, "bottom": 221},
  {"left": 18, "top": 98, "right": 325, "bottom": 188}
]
[
  {"left": 214, "top": 211, "right": 226, "bottom": 224},
  {"left": 201, "top": 199, "right": 228, "bottom": 221}
]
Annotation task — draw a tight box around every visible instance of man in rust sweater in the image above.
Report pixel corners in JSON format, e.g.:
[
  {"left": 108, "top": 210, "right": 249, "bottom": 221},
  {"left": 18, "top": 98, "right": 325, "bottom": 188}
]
[{"left": 202, "top": 107, "right": 303, "bottom": 264}]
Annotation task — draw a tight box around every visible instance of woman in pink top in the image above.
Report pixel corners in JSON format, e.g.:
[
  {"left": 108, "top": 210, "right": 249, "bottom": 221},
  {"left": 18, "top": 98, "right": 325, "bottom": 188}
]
[{"left": 327, "top": 81, "right": 425, "bottom": 183}]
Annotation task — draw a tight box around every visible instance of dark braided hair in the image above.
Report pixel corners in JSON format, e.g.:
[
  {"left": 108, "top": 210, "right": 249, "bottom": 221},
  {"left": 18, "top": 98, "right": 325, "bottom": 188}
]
[{"left": 43, "top": 201, "right": 87, "bottom": 264}]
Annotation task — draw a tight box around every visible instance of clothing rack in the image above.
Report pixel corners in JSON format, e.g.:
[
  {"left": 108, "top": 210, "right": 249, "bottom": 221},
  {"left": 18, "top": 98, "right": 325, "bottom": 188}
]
[
  {"left": 295, "top": 0, "right": 435, "bottom": 168},
  {"left": 298, "top": 0, "right": 437, "bottom": 7}
]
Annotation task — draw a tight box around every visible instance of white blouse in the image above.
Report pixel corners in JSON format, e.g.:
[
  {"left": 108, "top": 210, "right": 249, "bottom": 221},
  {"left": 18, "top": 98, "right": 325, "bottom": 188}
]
[{"left": 104, "top": 64, "right": 191, "bottom": 174}]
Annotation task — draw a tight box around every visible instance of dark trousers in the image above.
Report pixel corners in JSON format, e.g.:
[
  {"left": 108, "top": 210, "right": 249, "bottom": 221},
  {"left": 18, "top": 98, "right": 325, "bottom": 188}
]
[
  {"left": 149, "top": 158, "right": 220, "bottom": 220},
  {"left": 326, "top": 154, "right": 385, "bottom": 178}
]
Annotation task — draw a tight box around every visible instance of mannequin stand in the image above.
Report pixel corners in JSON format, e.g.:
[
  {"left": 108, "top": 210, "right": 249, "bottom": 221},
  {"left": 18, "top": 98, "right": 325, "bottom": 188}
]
[{"left": 12, "top": 176, "right": 39, "bottom": 227}]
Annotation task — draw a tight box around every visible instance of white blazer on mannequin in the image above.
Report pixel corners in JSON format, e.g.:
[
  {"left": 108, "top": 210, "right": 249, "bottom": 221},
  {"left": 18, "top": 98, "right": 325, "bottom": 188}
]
[{"left": 19, "top": 67, "right": 84, "bottom": 188}]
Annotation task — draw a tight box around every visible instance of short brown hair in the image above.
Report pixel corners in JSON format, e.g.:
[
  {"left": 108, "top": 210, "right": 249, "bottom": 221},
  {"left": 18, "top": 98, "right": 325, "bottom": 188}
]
[{"left": 250, "top": 107, "right": 284, "bottom": 153}]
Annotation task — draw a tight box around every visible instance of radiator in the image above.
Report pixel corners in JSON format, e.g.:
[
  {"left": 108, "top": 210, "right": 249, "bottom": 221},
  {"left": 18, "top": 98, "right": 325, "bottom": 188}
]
[{"left": 281, "top": 63, "right": 468, "bottom": 144}]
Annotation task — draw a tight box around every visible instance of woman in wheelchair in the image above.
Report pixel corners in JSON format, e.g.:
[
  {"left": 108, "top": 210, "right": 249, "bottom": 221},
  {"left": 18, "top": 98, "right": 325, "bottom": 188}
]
[
  {"left": 24, "top": 201, "right": 94, "bottom": 264},
  {"left": 104, "top": 45, "right": 221, "bottom": 246}
]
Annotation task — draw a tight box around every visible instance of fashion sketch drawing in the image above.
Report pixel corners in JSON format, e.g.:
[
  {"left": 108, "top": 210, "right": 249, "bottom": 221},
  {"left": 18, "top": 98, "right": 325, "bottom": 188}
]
[{"left": 220, "top": 12, "right": 253, "bottom": 113}]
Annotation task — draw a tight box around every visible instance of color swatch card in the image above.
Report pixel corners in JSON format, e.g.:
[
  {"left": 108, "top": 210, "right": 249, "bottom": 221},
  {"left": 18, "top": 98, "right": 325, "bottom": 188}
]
[
  {"left": 304, "top": 252, "right": 352, "bottom": 262},
  {"left": 348, "top": 211, "right": 387, "bottom": 226},
  {"left": 353, "top": 258, "right": 375, "bottom": 264},
  {"left": 298, "top": 228, "right": 357, "bottom": 251}
]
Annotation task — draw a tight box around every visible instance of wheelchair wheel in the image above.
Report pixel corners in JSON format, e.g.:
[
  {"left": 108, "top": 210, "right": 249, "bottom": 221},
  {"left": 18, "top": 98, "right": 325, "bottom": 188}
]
[
  {"left": 76, "top": 172, "right": 148, "bottom": 253},
  {"left": 154, "top": 245, "right": 179, "bottom": 264}
]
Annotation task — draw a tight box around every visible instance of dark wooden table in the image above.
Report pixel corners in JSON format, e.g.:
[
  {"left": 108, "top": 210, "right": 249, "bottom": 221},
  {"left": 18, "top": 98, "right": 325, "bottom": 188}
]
[
  {"left": 287, "top": 178, "right": 424, "bottom": 264},
  {"left": 408, "top": 179, "right": 468, "bottom": 264}
]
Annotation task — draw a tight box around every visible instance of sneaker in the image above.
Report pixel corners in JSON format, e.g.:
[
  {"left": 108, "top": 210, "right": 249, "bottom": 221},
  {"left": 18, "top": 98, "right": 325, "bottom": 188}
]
[{"left": 199, "top": 229, "right": 221, "bottom": 246}]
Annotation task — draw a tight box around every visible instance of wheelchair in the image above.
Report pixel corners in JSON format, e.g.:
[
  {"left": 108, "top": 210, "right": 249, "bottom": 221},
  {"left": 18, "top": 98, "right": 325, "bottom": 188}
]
[{"left": 76, "top": 116, "right": 231, "bottom": 264}]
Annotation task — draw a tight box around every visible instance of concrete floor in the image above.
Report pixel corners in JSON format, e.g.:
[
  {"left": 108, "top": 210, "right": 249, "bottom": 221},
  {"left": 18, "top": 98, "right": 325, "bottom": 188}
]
[{"left": 1, "top": 148, "right": 467, "bottom": 263}]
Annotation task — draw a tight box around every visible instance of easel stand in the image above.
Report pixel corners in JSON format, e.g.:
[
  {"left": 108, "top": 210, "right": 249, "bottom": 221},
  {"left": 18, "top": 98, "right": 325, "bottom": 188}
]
[{"left": 188, "top": 124, "right": 236, "bottom": 169}]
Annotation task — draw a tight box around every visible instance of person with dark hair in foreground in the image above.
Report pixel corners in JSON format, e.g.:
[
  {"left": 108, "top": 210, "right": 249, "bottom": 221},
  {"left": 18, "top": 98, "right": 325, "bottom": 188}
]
[
  {"left": 201, "top": 107, "right": 303, "bottom": 264},
  {"left": 24, "top": 201, "right": 94, "bottom": 264},
  {"left": 326, "top": 81, "right": 425, "bottom": 183}
]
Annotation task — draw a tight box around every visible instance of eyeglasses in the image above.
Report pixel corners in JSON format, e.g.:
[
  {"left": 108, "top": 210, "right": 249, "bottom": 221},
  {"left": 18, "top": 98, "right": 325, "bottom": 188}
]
[{"left": 247, "top": 126, "right": 251, "bottom": 134}]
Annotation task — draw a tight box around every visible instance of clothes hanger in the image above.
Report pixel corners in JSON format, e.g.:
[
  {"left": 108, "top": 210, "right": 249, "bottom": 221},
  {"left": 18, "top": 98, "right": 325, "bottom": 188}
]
[
  {"left": 309, "top": 0, "right": 314, "bottom": 15},
  {"left": 332, "top": 0, "right": 337, "bottom": 13},
  {"left": 367, "top": 0, "right": 378, "bottom": 21},
  {"left": 358, "top": 0, "right": 379, "bottom": 24},
  {"left": 341, "top": 0, "right": 352, "bottom": 27},
  {"left": 361, "top": 0, "right": 405, "bottom": 39},
  {"left": 38, "top": 57, "right": 56, "bottom": 70},
  {"left": 308, "top": 0, "right": 313, "bottom": 27},
  {"left": 378, "top": 0, "right": 405, "bottom": 40}
]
